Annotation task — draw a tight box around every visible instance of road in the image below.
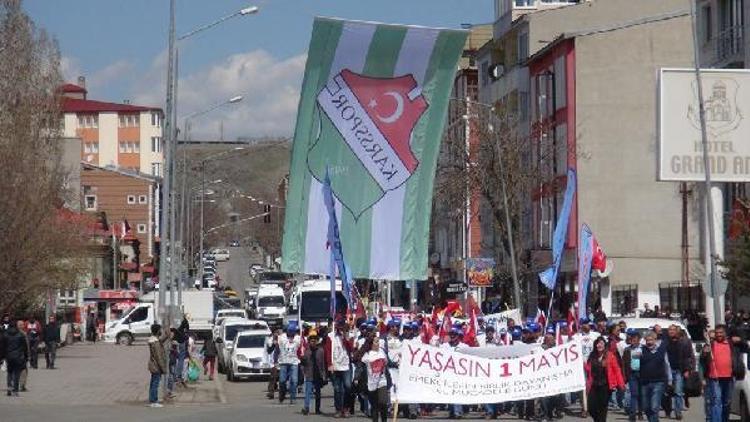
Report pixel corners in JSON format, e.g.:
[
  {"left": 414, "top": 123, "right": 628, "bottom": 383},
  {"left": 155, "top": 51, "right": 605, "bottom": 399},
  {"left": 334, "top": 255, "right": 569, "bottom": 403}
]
[
  {"left": 218, "top": 246, "right": 259, "bottom": 295},
  {"left": 0, "top": 331, "right": 719, "bottom": 422}
]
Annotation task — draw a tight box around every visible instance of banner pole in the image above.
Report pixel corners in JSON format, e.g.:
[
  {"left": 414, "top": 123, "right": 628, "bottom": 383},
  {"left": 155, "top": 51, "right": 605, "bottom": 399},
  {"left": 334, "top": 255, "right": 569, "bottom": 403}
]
[
  {"left": 392, "top": 399, "right": 399, "bottom": 422},
  {"left": 545, "top": 289, "right": 556, "bottom": 331}
]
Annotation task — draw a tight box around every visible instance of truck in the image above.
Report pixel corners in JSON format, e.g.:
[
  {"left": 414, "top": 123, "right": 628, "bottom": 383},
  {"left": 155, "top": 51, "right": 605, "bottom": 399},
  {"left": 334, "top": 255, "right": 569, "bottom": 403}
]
[
  {"left": 291, "top": 278, "right": 347, "bottom": 326},
  {"left": 103, "top": 290, "right": 215, "bottom": 345}
]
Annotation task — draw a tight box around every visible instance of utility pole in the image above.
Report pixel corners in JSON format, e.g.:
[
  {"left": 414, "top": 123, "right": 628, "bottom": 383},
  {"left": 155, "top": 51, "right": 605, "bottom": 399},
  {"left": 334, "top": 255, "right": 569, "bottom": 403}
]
[
  {"left": 158, "top": 0, "right": 175, "bottom": 328},
  {"left": 690, "top": 0, "right": 723, "bottom": 325}
]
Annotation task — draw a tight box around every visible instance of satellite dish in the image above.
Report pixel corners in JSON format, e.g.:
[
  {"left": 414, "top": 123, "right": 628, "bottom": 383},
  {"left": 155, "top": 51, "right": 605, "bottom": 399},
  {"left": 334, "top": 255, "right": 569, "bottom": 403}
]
[
  {"left": 491, "top": 64, "right": 504, "bottom": 79},
  {"left": 85, "top": 154, "right": 93, "bottom": 163},
  {"left": 594, "top": 260, "right": 614, "bottom": 278},
  {"left": 429, "top": 252, "right": 441, "bottom": 265}
]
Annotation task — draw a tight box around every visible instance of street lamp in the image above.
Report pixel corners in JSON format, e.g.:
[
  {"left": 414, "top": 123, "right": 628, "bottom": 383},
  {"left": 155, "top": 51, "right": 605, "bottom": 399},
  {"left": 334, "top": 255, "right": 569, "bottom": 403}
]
[{"left": 177, "top": 5, "right": 259, "bottom": 41}]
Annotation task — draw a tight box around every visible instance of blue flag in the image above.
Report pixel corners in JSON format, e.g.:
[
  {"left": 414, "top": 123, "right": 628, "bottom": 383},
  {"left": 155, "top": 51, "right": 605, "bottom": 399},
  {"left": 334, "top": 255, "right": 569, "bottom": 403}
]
[
  {"left": 577, "top": 224, "right": 594, "bottom": 321},
  {"left": 322, "top": 169, "right": 355, "bottom": 315},
  {"left": 539, "top": 169, "right": 577, "bottom": 290}
]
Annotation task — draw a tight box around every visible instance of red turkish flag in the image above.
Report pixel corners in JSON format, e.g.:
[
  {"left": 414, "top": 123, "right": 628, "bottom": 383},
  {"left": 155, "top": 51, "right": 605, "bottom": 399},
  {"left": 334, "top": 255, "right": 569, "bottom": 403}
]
[{"left": 591, "top": 236, "right": 607, "bottom": 273}]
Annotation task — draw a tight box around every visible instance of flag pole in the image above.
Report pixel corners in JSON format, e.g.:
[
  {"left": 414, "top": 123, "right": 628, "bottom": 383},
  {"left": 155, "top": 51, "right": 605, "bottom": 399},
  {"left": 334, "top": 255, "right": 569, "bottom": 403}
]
[{"left": 545, "top": 289, "right": 555, "bottom": 332}]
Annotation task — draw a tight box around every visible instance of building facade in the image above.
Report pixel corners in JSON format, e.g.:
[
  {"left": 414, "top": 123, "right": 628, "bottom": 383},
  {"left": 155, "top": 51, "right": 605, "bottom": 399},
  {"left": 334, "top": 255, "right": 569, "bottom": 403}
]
[
  {"left": 476, "top": 0, "right": 713, "bottom": 317},
  {"left": 80, "top": 163, "right": 159, "bottom": 288},
  {"left": 61, "top": 77, "right": 164, "bottom": 177}
]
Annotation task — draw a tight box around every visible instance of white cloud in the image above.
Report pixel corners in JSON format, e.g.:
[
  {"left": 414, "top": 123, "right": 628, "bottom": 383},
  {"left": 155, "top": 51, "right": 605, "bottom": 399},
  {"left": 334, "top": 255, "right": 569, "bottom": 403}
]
[
  {"left": 132, "top": 49, "right": 306, "bottom": 140},
  {"left": 87, "top": 60, "right": 135, "bottom": 91},
  {"left": 60, "top": 55, "right": 81, "bottom": 82}
]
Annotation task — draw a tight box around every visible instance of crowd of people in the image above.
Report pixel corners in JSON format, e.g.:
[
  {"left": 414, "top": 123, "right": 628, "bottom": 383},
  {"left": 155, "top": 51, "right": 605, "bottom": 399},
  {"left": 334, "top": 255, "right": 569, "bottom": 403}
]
[
  {"left": 251, "top": 307, "right": 749, "bottom": 422},
  {"left": 0, "top": 314, "right": 61, "bottom": 397}
]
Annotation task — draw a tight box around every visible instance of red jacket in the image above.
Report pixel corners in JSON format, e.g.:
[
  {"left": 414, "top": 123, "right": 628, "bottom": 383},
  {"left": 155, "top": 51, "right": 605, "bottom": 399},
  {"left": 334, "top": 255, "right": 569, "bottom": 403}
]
[{"left": 585, "top": 352, "right": 625, "bottom": 392}]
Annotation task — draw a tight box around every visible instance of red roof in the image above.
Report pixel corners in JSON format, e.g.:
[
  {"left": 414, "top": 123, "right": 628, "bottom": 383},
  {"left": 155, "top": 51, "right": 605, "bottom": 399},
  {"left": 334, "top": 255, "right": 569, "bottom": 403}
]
[
  {"left": 60, "top": 83, "right": 87, "bottom": 94},
  {"left": 62, "top": 97, "right": 161, "bottom": 113}
]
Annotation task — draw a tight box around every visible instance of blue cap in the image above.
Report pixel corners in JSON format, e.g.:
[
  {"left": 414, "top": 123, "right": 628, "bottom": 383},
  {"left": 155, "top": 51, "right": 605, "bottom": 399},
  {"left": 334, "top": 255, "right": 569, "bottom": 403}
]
[
  {"left": 558, "top": 321, "right": 568, "bottom": 328},
  {"left": 546, "top": 327, "right": 556, "bottom": 335},
  {"left": 626, "top": 328, "right": 639, "bottom": 336},
  {"left": 579, "top": 318, "right": 591, "bottom": 324},
  {"left": 366, "top": 317, "right": 377, "bottom": 326},
  {"left": 449, "top": 327, "right": 463, "bottom": 336},
  {"left": 409, "top": 321, "right": 420, "bottom": 330},
  {"left": 511, "top": 328, "right": 522, "bottom": 340},
  {"left": 485, "top": 326, "right": 496, "bottom": 333},
  {"left": 528, "top": 323, "right": 540, "bottom": 332},
  {"left": 388, "top": 319, "right": 401, "bottom": 327},
  {"left": 359, "top": 322, "right": 368, "bottom": 329}
]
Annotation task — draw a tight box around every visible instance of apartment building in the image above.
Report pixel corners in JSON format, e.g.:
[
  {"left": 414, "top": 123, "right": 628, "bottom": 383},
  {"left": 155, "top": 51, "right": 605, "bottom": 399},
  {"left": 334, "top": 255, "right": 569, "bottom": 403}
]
[
  {"left": 476, "top": 0, "right": 710, "bottom": 316},
  {"left": 80, "top": 163, "right": 159, "bottom": 285},
  {"left": 60, "top": 77, "right": 164, "bottom": 177}
]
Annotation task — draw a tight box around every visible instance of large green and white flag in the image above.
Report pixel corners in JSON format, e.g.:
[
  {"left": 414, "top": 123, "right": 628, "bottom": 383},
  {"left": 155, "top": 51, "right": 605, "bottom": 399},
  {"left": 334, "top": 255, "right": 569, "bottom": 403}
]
[{"left": 282, "top": 17, "right": 467, "bottom": 280}]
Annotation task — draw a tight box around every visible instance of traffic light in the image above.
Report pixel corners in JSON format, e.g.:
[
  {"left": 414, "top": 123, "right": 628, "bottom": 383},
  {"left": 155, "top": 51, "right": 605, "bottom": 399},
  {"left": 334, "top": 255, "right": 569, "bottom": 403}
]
[{"left": 263, "top": 204, "right": 271, "bottom": 223}]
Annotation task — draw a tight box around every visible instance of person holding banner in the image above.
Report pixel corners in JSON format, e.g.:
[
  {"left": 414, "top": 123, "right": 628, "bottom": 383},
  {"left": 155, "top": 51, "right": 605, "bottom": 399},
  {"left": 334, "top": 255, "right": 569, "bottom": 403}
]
[
  {"left": 442, "top": 328, "right": 468, "bottom": 419},
  {"left": 278, "top": 325, "right": 302, "bottom": 405},
  {"left": 357, "top": 336, "right": 390, "bottom": 422},
  {"left": 585, "top": 337, "right": 625, "bottom": 422}
]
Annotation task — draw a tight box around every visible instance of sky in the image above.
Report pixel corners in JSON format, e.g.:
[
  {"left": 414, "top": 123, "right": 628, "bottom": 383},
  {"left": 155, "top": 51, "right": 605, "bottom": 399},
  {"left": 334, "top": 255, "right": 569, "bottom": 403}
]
[{"left": 25, "top": 0, "right": 493, "bottom": 141}]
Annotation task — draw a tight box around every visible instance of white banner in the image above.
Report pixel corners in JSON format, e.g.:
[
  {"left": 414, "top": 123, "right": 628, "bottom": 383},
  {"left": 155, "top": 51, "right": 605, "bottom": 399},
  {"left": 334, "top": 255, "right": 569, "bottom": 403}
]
[
  {"left": 460, "top": 342, "right": 540, "bottom": 359},
  {"left": 483, "top": 308, "right": 522, "bottom": 330},
  {"left": 659, "top": 68, "right": 750, "bottom": 182},
  {"left": 396, "top": 341, "right": 585, "bottom": 404}
]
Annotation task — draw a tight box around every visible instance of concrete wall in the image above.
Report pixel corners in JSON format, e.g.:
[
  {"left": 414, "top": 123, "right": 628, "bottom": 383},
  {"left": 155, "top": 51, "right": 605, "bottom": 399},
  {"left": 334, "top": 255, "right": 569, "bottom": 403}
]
[
  {"left": 98, "top": 112, "right": 118, "bottom": 167},
  {"left": 60, "top": 137, "right": 82, "bottom": 210},
  {"left": 527, "top": 0, "right": 692, "bottom": 58},
  {"left": 139, "top": 111, "right": 163, "bottom": 176},
  {"left": 574, "top": 12, "right": 702, "bottom": 309}
]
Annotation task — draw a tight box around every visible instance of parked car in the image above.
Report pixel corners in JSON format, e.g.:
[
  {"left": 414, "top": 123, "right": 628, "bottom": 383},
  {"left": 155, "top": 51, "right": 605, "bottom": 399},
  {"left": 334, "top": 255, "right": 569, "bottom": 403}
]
[
  {"left": 213, "top": 309, "right": 247, "bottom": 339},
  {"left": 227, "top": 326, "right": 273, "bottom": 382},
  {"left": 229, "top": 240, "right": 240, "bottom": 247}
]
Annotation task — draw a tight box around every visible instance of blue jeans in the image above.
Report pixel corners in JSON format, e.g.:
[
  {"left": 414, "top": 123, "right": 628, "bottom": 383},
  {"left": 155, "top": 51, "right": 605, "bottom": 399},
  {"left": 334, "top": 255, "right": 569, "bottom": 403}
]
[
  {"left": 706, "top": 378, "right": 734, "bottom": 422},
  {"left": 331, "top": 370, "right": 351, "bottom": 411},
  {"left": 640, "top": 381, "right": 665, "bottom": 422},
  {"left": 628, "top": 377, "right": 641, "bottom": 419},
  {"left": 671, "top": 370, "right": 685, "bottom": 417},
  {"left": 451, "top": 404, "right": 463, "bottom": 417},
  {"left": 149, "top": 372, "right": 161, "bottom": 403},
  {"left": 304, "top": 379, "right": 321, "bottom": 412},
  {"left": 279, "top": 364, "right": 299, "bottom": 402},
  {"left": 175, "top": 342, "right": 186, "bottom": 380},
  {"left": 484, "top": 403, "right": 495, "bottom": 415}
]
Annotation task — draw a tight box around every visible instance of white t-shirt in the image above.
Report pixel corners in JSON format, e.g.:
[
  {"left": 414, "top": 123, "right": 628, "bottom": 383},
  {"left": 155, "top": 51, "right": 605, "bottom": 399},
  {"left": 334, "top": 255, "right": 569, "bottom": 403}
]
[
  {"left": 441, "top": 341, "right": 468, "bottom": 351},
  {"left": 386, "top": 335, "right": 402, "bottom": 365},
  {"left": 576, "top": 332, "right": 600, "bottom": 360},
  {"left": 361, "top": 349, "right": 388, "bottom": 392},
  {"left": 329, "top": 333, "right": 350, "bottom": 371},
  {"left": 278, "top": 335, "right": 301, "bottom": 365}
]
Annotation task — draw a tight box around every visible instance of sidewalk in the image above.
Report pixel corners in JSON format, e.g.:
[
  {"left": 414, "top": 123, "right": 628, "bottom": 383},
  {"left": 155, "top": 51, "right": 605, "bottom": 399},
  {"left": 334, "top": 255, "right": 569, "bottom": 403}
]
[{"left": 0, "top": 342, "right": 224, "bottom": 407}]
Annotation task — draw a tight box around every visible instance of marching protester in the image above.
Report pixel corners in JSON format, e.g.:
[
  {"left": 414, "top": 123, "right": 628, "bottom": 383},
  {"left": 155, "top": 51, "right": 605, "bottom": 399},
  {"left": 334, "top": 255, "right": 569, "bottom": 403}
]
[
  {"left": 639, "top": 327, "right": 670, "bottom": 422},
  {"left": 265, "top": 328, "right": 281, "bottom": 399},
  {"left": 300, "top": 329, "right": 326, "bottom": 415},
  {"left": 42, "top": 315, "right": 60, "bottom": 369},
  {"left": 701, "top": 324, "right": 749, "bottom": 422},
  {"left": 442, "top": 327, "right": 468, "bottom": 419},
  {"left": 585, "top": 336, "right": 625, "bottom": 422},
  {"left": 622, "top": 329, "right": 644, "bottom": 422},
  {"left": 357, "top": 334, "right": 390, "bottom": 422},
  {"left": 325, "top": 319, "right": 353, "bottom": 417},
  {"left": 666, "top": 324, "right": 694, "bottom": 420},
  {"left": 278, "top": 324, "right": 302, "bottom": 404},
  {"left": 15, "top": 321, "right": 29, "bottom": 393}
]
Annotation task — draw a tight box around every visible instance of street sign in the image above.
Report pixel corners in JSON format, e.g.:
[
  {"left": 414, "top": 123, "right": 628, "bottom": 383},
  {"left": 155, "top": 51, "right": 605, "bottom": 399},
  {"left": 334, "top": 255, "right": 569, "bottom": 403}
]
[{"left": 445, "top": 281, "right": 468, "bottom": 294}]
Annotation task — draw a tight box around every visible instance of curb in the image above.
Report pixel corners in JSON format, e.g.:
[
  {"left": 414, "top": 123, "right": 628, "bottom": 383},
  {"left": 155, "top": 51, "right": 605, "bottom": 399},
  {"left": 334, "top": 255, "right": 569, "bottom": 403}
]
[{"left": 214, "top": 375, "right": 227, "bottom": 404}]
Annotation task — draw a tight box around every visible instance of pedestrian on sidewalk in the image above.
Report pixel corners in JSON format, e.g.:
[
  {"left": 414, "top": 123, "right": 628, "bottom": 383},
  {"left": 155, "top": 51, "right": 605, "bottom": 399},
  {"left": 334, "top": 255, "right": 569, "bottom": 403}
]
[
  {"left": 86, "top": 312, "right": 97, "bottom": 343},
  {"left": 174, "top": 314, "right": 189, "bottom": 387},
  {"left": 15, "top": 321, "right": 30, "bottom": 392},
  {"left": 202, "top": 336, "right": 217, "bottom": 380},
  {"left": 585, "top": 336, "right": 625, "bottom": 422},
  {"left": 701, "top": 324, "right": 749, "bottom": 422},
  {"left": 42, "top": 315, "right": 60, "bottom": 369},
  {"left": 300, "top": 329, "right": 326, "bottom": 415},
  {"left": 25, "top": 317, "right": 40, "bottom": 369},
  {"left": 147, "top": 323, "right": 170, "bottom": 408},
  {"left": 3, "top": 320, "right": 29, "bottom": 396}
]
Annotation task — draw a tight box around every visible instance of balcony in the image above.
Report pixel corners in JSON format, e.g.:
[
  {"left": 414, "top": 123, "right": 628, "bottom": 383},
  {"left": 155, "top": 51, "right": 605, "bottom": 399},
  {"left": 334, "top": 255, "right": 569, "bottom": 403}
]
[{"left": 714, "top": 24, "right": 745, "bottom": 67}]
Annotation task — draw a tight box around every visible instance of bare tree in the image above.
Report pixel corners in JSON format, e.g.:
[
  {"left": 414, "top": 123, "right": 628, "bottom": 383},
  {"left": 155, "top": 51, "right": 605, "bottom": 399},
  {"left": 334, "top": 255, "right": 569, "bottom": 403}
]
[
  {"left": 0, "top": 0, "right": 90, "bottom": 313},
  {"left": 435, "top": 98, "right": 567, "bottom": 310}
]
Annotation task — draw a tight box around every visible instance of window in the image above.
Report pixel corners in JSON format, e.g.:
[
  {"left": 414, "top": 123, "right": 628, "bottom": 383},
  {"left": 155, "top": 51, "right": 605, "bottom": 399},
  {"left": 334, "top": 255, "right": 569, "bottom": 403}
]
[
  {"left": 85, "top": 142, "right": 99, "bottom": 154},
  {"left": 519, "top": 91, "right": 529, "bottom": 122},
  {"left": 84, "top": 195, "right": 97, "bottom": 210},
  {"left": 659, "top": 281, "right": 705, "bottom": 317},
  {"left": 133, "top": 142, "right": 140, "bottom": 153},
  {"left": 611, "top": 284, "right": 638, "bottom": 317},
  {"left": 151, "top": 112, "right": 161, "bottom": 127},
  {"left": 78, "top": 114, "right": 98, "bottom": 128},
  {"left": 554, "top": 55, "right": 566, "bottom": 110},
  {"left": 126, "top": 143, "right": 133, "bottom": 153},
  {"left": 126, "top": 306, "right": 148, "bottom": 323},
  {"left": 703, "top": 5, "right": 712, "bottom": 44},
  {"left": 151, "top": 163, "right": 161, "bottom": 177},
  {"left": 119, "top": 143, "right": 126, "bottom": 153},
  {"left": 118, "top": 115, "right": 126, "bottom": 127},
  {"left": 139, "top": 195, "right": 148, "bottom": 204},
  {"left": 78, "top": 116, "right": 84, "bottom": 127},
  {"left": 517, "top": 32, "right": 529, "bottom": 63},
  {"left": 151, "top": 136, "right": 162, "bottom": 153},
  {"left": 137, "top": 224, "right": 147, "bottom": 234},
  {"left": 127, "top": 195, "right": 136, "bottom": 204},
  {"left": 480, "top": 61, "right": 490, "bottom": 87}
]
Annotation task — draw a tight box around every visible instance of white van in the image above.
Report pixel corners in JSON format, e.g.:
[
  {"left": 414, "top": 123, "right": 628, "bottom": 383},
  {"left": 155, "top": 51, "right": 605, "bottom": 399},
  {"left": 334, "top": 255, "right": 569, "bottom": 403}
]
[
  {"left": 103, "top": 303, "right": 155, "bottom": 345},
  {"left": 253, "top": 285, "right": 287, "bottom": 327}
]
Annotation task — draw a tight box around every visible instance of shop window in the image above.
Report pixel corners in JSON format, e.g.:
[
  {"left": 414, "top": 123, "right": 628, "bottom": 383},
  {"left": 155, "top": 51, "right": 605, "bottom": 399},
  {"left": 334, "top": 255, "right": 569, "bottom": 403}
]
[{"left": 611, "top": 284, "right": 638, "bottom": 316}]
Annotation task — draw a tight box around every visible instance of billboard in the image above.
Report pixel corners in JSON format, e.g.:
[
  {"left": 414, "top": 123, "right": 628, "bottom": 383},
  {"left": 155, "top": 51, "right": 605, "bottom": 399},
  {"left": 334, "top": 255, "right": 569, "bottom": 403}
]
[
  {"left": 659, "top": 68, "right": 750, "bottom": 182},
  {"left": 466, "top": 257, "right": 495, "bottom": 288}
]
